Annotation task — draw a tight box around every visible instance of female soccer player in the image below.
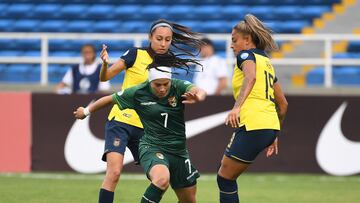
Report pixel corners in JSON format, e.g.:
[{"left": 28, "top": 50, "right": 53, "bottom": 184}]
[
  {"left": 74, "top": 53, "right": 206, "bottom": 203},
  {"left": 216, "top": 14, "right": 288, "bottom": 203},
  {"left": 97, "top": 19, "right": 203, "bottom": 203}
]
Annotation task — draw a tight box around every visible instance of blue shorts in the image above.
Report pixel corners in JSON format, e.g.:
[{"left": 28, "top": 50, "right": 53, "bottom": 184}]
[
  {"left": 102, "top": 119, "right": 144, "bottom": 164},
  {"left": 224, "top": 126, "right": 278, "bottom": 163}
]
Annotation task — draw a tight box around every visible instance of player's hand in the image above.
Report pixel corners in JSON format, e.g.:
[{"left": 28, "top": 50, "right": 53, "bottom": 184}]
[
  {"left": 182, "top": 92, "right": 200, "bottom": 104},
  {"left": 266, "top": 137, "right": 278, "bottom": 157},
  {"left": 100, "top": 44, "right": 110, "bottom": 64},
  {"left": 225, "top": 107, "right": 240, "bottom": 128},
  {"left": 73, "top": 107, "right": 86, "bottom": 119}
]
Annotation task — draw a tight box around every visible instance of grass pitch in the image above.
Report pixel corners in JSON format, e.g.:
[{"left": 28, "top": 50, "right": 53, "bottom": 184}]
[{"left": 0, "top": 173, "right": 359, "bottom": 203}]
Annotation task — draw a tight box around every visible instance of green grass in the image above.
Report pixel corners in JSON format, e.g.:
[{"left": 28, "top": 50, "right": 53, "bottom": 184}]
[{"left": 1, "top": 173, "right": 360, "bottom": 203}]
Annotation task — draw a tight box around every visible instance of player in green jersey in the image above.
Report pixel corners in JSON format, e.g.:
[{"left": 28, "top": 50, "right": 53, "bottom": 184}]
[{"left": 74, "top": 54, "right": 206, "bottom": 203}]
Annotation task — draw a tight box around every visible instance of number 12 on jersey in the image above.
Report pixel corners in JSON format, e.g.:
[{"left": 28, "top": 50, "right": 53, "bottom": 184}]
[{"left": 264, "top": 70, "right": 275, "bottom": 102}]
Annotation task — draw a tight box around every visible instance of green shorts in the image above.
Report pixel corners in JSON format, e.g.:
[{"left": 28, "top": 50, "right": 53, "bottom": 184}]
[{"left": 139, "top": 145, "right": 200, "bottom": 189}]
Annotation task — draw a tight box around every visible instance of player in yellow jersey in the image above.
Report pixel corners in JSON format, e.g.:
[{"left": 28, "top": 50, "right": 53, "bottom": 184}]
[
  {"left": 96, "top": 19, "right": 203, "bottom": 203},
  {"left": 216, "top": 14, "right": 288, "bottom": 203}
]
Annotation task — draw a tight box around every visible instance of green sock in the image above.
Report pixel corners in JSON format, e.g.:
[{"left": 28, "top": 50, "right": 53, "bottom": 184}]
[{"left": 141, "top": 183, "right": 164, "bottom": 203}]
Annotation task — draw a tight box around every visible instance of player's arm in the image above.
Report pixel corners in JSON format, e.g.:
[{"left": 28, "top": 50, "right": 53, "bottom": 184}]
[
  {"left": 182, "top": 86, "right": 207, "bottom": 104},
  {"left": 99, "top": 44, "right": 126, "bottom": 81},
  {"left": 226, "top": 60, "right": 256, "bottom": 128},
  {"left": 273, "top": 82, "right": 288, "bottom": 127},
  {"left": 73, "top": 95, "right": 114, "bottom": 119}
]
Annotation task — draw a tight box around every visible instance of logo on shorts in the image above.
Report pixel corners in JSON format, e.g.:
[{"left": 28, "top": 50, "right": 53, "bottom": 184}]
[
  {"left": 168, "top": 96, "right": 177, "bottom": 107},
  {"left": 156, "top": 152, "right": 164, "bottom": 160},
  {"left": 113, "top": 138, "right": 121, "bottom": 147}
]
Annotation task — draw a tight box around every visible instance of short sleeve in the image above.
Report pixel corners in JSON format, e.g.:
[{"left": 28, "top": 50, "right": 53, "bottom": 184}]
[
  {"left": 173, "top": 78, "right": 194, "bottom": 95},
  {"left": 120, "top": 47, "right": 138, "bottom": 69},
  {"left": 112, "top": 87, "right": 136, "bottom": 110},
  {"left": 236, "top": 50, "right": 255, "bottom": 70}
]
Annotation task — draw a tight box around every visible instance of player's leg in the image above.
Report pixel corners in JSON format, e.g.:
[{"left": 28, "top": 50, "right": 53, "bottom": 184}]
[
  {"left": 217, "top": 127, "right": 278, "bottom": 203},
  {"left": 99, "top": 120, "right": 130, "bottom": 203},
  {"left": 174, "top": 185, "right": 197, "bottom": 203},
  {"left": 171, "top": 154, "right": 199, "bottom": 203},
  {"left": 140, "top": 149, "right": 170, "bottom": 203}
]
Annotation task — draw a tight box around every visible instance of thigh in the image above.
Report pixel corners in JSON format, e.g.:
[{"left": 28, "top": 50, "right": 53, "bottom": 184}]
[
  {"left": 218, "top": 155, "right": 249, "bottom": 180},
  {"left": 102, "top": 120, "right": 131, "bottom": 161},
  {"left": 174, "top": 185, "right": 197, "bottom": 203},
  {"left": 168, "top": 155, "right": 200, "bottom": 190},
  {"left": 127, "top": 126, "right": 144, "bottom": 164},
  {"left": 139, "top": 146, "right": 169, "bottom": 178},
  {"left": 224, "top": 127, "right": 277, "bottom": 164}
]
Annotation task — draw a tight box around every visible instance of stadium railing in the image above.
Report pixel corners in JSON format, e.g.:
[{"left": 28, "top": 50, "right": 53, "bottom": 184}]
[{"left": 0, "top": 32, "right": 360, "bottom": 87}]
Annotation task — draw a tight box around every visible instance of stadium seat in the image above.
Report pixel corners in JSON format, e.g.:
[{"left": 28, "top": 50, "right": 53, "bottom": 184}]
[
  {"left": 347, "top": 42, "right": 360, "bottom": 52},
  {"left": 300, "top": 6, "right": 331, "bottom": 19},
  {"left": 0, "top": 4, "right": 8, "bottom": 18},
  {"left": 49, "top": 51, "right": 79, "bottom": 57},
  {"left": 141, "top": 5, "right": 168, "bottom": 21},
  {"left": 85, "top": 5, "right": 115, "bottom": 20},
  {"left": 39, "top": 20, "right": 68, "bottom": 32},
  {"left": 113, "top": 5, "right": 142, "bottom": 20},
  {"left": 13, "top": 20, "right": 40, "bottom": 32},
  {"left": 66, "top": 21, "right": 95, "bottom": 32},
  {"left": 194, "top": 6, "right": 222, "bottom": 20},
  {"left": 60, "top": 5, "right": 88, "bottom": 19},
  {"left": 221, "top": 6, "right": 249, "bottom": 20},
  {"left": 93, "top": 21, "right": 121, "bottom": 33},
  {"left": 272, "top": 6, "right": 302, "bottom": 20},
  {"left": 0, "top": 51, "right": 24, "bottom": 56},
  {"left": 14, "top": 40, "right": 41, "bottom": 50},
  {"left": 0, "top": 20, "right": 14, "bottom": 32},
  {"left": 33, "top": 4, "right": 62, "bottom": 19},
  {"left": 167, "top": 6, "right": 195, "bottom": 20},
  {"left": 198, "top": 21, "right": 232, "bottom": 33},
  {"left": 278, "top": 21, "right": 309, "bottom": 33},
  {"left": 120, "top": 21, "right": 149, "bottom": 33},
  {"left": 6, "top": 4, "right": 34, "bottom": 18}
]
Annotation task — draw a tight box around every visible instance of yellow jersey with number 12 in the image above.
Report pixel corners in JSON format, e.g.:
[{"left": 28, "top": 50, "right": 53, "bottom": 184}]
[
  {"left": 232, "top": 48, "right": 280, "bottom": 131},
  {"left": 107, "top": 47, "right": 153, "bottom": 128}
]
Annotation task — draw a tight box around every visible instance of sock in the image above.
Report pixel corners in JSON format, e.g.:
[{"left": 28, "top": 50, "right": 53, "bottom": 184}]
[
  {"left": 217, "top": 174, "right": 239, "bottom": 203},
  {"left": 98, "top": 188, "right": 114, "bottom": 203},
  {"left": 141, "top": 183, "right": 164, "bottom": 203}
]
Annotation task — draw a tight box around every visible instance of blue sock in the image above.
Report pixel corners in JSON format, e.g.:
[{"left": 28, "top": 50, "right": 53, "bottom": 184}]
[
  {"left": 217, "top": 174, "right": 239, "bottom": 203},
  {"left": 99, "top": 188, "right": 114, "bottom": 203}
]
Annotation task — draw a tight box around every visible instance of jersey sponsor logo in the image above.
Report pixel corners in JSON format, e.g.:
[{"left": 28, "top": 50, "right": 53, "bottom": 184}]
[
  {"left": 156, "top": 152, "right": 164, "bottom": 160},
  {"left": 122, "top": 50, "right": 129, "bottom": 56},
  {"left": 316, "top": 102, "right": 360, "bottom": 176},
  {"left": 113, "top": 138, "right": 121, "bottom": 147},
  {"left": 122, "top": 113, "right": 132, "bottom": 118},
  {"left": 168, "top": 96, "right": 177, "bottom": 107},
  {"left": 65, "top": 107, "right": 229, "bottom": 173},
  {"left": 240, "top": 52, "right": 249, "bottom": 60},
  {"left": 140, "top": 101, "right": 157, "bottom": 106}
]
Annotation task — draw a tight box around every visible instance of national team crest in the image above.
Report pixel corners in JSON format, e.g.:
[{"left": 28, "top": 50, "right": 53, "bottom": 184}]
[
  {"left": 113, "top": 138, "right": 121, "bottom": 147},
  {"left": 156, "top": 152, "right": 164, "bottom": 160},
  {"left": 168, "top": 96, "right": 177, "bottom": 107}
]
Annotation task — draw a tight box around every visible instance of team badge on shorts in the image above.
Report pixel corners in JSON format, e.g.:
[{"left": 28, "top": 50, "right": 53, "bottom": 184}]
[
  {"left": 168, "top": 96, "right": 177, "bottom": 107},
  {"left": 113, "top": 138, "right": 121, "bottom": 147},
  {"left": 156, "top": 152, "right": 164, "bottom": 160}
]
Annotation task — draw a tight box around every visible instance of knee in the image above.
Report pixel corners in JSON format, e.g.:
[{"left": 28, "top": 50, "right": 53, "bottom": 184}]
[
  {"left": 217, "top": 174, "right": 238, "bottom": 192},
  {"left": 152, "top": 176, "right": 170, "bottom": 190},
  {"left": 107, "top": 168, "right": 121, "bottom": 183}
]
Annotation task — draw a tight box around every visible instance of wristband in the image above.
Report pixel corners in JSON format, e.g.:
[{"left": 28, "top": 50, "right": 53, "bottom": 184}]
[{"left": 83, "top": 107, "right": 91, "bottom": 116}]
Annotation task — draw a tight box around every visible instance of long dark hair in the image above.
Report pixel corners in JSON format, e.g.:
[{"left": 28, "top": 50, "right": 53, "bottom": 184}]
[
  {"left": 147, "top": 52, "right": 202, "bottom": 74},
  {"left": 149, "top": 19, "right": 204, "bottom": 58}
]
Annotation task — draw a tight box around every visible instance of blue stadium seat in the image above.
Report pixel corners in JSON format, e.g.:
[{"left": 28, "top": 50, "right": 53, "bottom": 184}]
[
  {"left": 1, "top": 64, "right": 34, "bottom": 83},
  {"left": 0, "top": 20, "right": 14, "bottom": 32},
  {"left": 0, "top": 4, "right": 8, "bottom": 18},
  {"left": 221, "top": 6, "right": 249, "bottom": 20},
  {"left": 334, "top": 53, "right": 360, "bottom": 58},
  {"left": 49, "top": 51, "right": 79, "bottom": 57},
  {"left": 13, "top": 20, "right": 40, "bottom": 32},
  {"left": 198, "top": 21, "right": 232, "bottom": 33},
  {"left": 347, "top": 42, "right": 360, "bottom": 52},
  {"left": 97, "top": 40, "right": 134, "bottom": 51},
  {"left": 93, "top": 21, "right": 120, "bottom": 33},
  {"left": 49, "top": 40, "right": 74, "bottom": 51},
  {"left": 23, "top": 51, "right": 41, "bottom": 56},
  {"left": 0, "top": 51, "right": 23, "bottom": 56},
  {"left": 113, "top": 5, "right": 142, "bottom": 20},
  {"left": 120, "top": 21, "right": 149, "bottom": 33},
  {"left": 60, "top": 5, "right": 88, "bottom": 19},
  {"left": 177, "top": 21, "right": 201, "bottom": 32},
  {"left": 39, "top": 20, "right": 68, "bottom": 32},
  {"left": 14, "top": 39, "right": 41, "bottom": 50},
  {"left": 85, "top": 5, "right": 114, "bottom": 20},
  {"left": 7, "top": 4, "right": 34, "bottom": 18},
  {"left": 272, "top": 6, "right": 302, "bottom": 20},
  {"left": 300, "top": 6, "right": 331, "bottom": 19},
  {"left": 248, "top": 6, "right": 274, "bottom": 21},
  {"left": 167, "top": 6, "right": 195, "bottom": 20},
  {"left": 334, "top": 67, "right": 360, "bottom": 85},
  {"left": 194, "top": 6, "right": 222, "bottom": 20},
  {"left": 278, "top": 21, "right": 309, "bottom": 33},
  {"left": 66, "top": 21, "right": 95, "bottom": 32},
  {"left": 48, "top": 64, "right": 68, "bottom": 83},
  {"left": 33, "top": 4, "right": 62, "bottom": 19},
  {"left": 141, "top": 6, "right": 168, "bottom": 21}
]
